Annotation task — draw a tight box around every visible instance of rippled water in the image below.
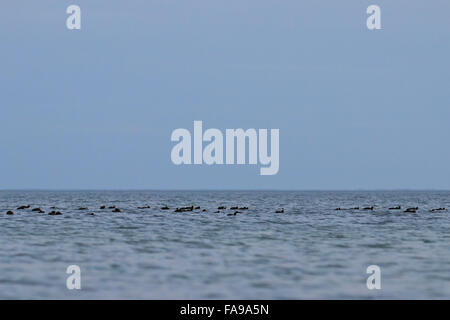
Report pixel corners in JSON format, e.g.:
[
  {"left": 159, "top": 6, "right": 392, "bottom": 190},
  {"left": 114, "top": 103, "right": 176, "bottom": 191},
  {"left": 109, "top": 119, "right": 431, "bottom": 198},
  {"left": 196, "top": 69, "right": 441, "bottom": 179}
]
[{"left": 1, "top": 190, "right": 450, "bottom": 299}]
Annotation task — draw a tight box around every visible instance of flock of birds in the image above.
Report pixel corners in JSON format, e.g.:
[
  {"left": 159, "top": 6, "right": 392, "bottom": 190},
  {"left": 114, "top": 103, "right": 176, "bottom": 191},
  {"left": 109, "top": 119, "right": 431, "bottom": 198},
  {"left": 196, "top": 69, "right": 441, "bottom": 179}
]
[
  {"left": 4, "top": 204, "right": 447, "bottom": 216},
  {"left": 5, "top": 204, "right": 270, "bottom": 216},
  {"left": 334, "top": 205, "right": 446, "bottom": 213}
]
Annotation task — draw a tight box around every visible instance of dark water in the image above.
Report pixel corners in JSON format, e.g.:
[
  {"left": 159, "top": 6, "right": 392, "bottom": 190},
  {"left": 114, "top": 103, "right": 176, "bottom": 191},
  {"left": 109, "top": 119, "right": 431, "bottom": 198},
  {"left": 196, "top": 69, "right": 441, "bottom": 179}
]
[{"left": 1, "top": 190, "right": 449, "bottom": 299}]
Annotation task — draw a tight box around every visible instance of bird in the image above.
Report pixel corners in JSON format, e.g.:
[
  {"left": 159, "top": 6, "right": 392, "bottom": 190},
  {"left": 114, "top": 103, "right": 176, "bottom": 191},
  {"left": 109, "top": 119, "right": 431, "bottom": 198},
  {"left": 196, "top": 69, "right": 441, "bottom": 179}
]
[
  {"left": 276, "top": 208, "right": 284, "bottom": 213},
  {"left": 174, "top": 206, "right": 194, "bottom": 213},
  {"left": 112, "top": 208, "right": 121, "bottom": 213},
  {"left": 389, "top": 206, "right": 401, "bottom": 210},
  {"left": 404, "top": 207, "right": 418, "bottom": 213},
  {"left": 6, "top": 211, "right": 14, "bottom": 215}
]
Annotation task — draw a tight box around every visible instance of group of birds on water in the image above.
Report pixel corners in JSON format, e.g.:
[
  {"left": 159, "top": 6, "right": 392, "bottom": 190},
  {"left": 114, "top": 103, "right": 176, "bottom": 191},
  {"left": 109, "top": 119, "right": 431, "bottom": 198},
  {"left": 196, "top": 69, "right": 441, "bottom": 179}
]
[
  {"left": 334, "top": 205, "right": 446, "bottom": 213},
  {"left": 5, "top": 204, "right": 280, "bottom": 216},
  {"left": 4, "top": 204, "right": 446, "bottom": 216}
]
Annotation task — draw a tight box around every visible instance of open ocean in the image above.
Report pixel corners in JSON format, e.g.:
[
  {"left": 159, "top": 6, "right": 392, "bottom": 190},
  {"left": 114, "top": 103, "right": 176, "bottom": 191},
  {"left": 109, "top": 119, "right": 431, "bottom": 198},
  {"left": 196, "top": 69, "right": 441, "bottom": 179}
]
[{"left": 1, "top": 190, "right": 449, "bottom": 299}]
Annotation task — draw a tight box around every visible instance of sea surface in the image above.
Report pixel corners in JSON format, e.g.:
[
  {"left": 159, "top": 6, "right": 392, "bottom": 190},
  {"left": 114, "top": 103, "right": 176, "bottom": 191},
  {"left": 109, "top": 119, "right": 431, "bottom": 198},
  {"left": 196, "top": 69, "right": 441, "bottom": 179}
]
[{"left": 0, "top": 190, "right": 449, "bottom": 299}]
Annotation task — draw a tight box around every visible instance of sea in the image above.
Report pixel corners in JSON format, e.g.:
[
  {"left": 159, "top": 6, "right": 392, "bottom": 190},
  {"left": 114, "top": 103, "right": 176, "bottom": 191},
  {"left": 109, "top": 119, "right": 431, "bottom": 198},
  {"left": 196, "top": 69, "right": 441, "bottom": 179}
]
[{"left": 0, "top": 190, "right": 449, "bottom": 299}]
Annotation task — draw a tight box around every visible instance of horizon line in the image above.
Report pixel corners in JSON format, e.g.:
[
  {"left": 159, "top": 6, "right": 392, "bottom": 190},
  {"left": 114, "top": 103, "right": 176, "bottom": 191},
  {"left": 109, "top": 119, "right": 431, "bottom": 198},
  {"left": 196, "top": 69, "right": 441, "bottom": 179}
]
[{"left": 1, "top": 188, "right": 450, "bottom": 192}]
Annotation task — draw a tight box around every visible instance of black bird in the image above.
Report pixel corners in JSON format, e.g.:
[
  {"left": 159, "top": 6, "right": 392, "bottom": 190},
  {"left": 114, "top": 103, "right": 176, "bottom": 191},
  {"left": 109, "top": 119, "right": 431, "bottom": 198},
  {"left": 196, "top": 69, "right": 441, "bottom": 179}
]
[
  {"left": 100, "top": 206, "right": 106, "bottom": 209},
  {"left": 389, "top": 206, "right": 401, "bottom": 210},
  {"left": 404, "top": 207, "right": 418, "bottom": 213},
  {"left": 363, "top": 206, "right": 374, "bottom": 211},
  {"left": 161, "top": 206, "right": 169, "bottom": 210},
  {"left": 48, "top": 211, "right": 62, "bottom": 215},
  {"left": 430, "top": 207, "right": 446, "bottom": 212},
  {"left": 17, "top": 205, "right": 30, "bottom": 210},
  {"left": 112, "top": 208, "right": 121, "bottom": 213},
  {"left": 174, "top": 206, "right": 194, "bottom": 213},
  {"left": 6, "top": 211, "right": 14, "bottom": 215},
  {"left": 218, "top": 206, "right": 226, "bottom": 210}
]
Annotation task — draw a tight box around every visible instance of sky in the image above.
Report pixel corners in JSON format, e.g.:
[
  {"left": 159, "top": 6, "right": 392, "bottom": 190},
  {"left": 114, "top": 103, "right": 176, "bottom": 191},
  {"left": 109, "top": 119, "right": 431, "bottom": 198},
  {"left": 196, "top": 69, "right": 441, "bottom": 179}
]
[{"left": 1, "top": 0, "right": 450, "bottom": 190}]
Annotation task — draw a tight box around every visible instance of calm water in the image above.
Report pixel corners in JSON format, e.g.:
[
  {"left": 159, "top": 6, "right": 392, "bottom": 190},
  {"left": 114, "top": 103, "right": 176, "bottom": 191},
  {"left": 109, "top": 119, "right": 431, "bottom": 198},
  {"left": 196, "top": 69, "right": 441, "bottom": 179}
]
[{"left": 0, "top": 190, "right": 449, "bottom": 299}]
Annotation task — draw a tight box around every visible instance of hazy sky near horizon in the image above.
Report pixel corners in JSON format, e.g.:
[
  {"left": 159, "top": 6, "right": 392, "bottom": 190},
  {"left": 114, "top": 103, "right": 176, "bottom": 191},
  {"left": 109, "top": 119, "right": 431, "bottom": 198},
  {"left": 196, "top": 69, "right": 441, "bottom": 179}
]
[{"left": 1, "top": 1, "right": 450, "bottom": 190}]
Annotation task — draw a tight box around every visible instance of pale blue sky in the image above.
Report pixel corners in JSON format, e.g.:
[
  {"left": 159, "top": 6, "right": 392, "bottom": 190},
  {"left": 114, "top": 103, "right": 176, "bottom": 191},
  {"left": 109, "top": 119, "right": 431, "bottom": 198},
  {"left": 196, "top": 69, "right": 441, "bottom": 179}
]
[{"left": 1, "top": 1, "right": 449, "bottom": 189}]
